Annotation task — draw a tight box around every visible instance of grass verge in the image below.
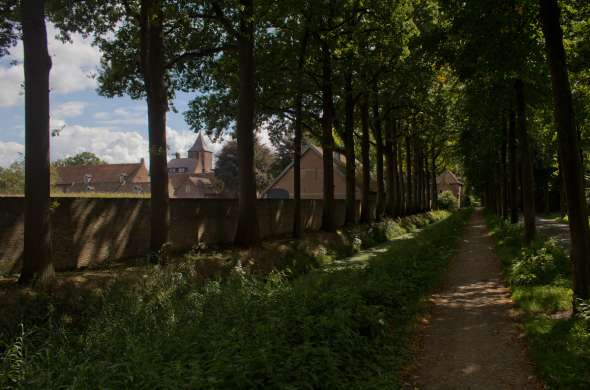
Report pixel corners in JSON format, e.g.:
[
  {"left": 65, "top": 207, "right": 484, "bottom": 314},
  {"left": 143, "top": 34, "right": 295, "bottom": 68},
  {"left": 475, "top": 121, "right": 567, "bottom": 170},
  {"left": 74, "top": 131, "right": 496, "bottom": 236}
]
[
  {"left": 0, "top": 209, "right": 469, "bottom": 389},
  {"left": 486, "top": 213, "right": 590, "bottom": 389}
]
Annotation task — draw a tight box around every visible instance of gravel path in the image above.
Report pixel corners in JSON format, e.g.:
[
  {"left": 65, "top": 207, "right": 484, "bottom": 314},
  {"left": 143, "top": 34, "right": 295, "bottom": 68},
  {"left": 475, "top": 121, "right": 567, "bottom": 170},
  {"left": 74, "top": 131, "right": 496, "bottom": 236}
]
[{"left": 404, "top": 209, "right": 543, "bottom": 389}]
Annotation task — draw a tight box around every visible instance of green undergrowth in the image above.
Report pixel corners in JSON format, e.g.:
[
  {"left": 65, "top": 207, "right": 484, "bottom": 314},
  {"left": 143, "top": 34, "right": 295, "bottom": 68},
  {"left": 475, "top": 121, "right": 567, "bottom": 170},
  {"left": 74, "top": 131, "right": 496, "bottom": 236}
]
[
  {"left": 486, "top": 213, "right": 590, "bottom": 389},
  {"left": 0, "top": 210, "right": 469, "bottom": 389},
  {"left": 179, "top": 210, "right": 452, "bottom": 278}
]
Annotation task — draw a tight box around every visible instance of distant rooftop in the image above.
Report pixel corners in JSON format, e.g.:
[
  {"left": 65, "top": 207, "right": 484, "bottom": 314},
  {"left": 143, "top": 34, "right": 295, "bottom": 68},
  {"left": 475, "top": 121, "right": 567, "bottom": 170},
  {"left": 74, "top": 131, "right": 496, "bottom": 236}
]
[{"left": 188, "top": 132, "right": 213, "bottom": 153}]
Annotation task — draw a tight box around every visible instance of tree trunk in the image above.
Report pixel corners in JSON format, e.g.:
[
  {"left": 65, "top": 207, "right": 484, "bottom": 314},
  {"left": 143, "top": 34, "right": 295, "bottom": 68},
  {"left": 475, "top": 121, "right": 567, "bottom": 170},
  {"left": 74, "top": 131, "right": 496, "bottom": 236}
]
[
  {"left": 540, "top": 0, "right": 590, "bottom": 300},
  {"left": 293, "top": 94, "right": 302, "bottom": 237},
  {"left": 405, "top": 135, "right": 413, "bottom": 214},
  {"left": 344, "top": 73, "right": 356, "bottom": 225},
  {"left": 292, "top": 29, "right": 308, "bottom": 238},
  {"left": 360, "top": 96, "right": 372, "bottom": 223},
  {"left": 234, "top": 0, "right": 260, "bottom": 245},
  {"left": 371, "top": 88, "right": 385, "bottom": 220},
  {"left": 508, "top": 108, "right": 519, "bottom": 224},
  {"left": 19, "top": 0, "right": 54, "bottom": 285},
  {"left": 501, "top": 116, "right": 509, "bottom": 218},
  {"left": 425, "top": 154, "right": 431, "bottom": 210},
  {"left": 558, "top": 150, "right": 567, "bottom": 219},
  {"left": 140, "top": 0, "right": 170, "bottom": 254},
  {"left": 384, "top": 116, "right": 396, "bottom": 216},
  {"left": 431, "top": 149, "right": 438, "bottom": 210},
  {"left": 398, "top": 136, "right": 405, "bottom": 215},
  {"left": 320, "top": 40, "right": 335, "bottom": 231},
  {"left": 514, "top": 79, "right": 536, "bottom": 245}
]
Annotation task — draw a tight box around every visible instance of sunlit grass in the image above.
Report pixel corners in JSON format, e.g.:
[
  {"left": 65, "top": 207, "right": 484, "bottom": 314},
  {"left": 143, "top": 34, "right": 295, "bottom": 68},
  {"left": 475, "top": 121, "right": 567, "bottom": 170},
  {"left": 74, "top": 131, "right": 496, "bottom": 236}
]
[{"left": 486, "top": 213, "right": 590, "bottom": 389}]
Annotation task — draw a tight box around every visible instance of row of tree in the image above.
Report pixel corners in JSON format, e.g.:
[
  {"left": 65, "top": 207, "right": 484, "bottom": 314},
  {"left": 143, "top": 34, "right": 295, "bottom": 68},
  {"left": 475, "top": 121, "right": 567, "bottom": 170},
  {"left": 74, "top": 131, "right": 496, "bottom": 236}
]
[
  {"left": 11, "top": 0, "right": 587, "bottom": 304},
  {"left": 440, "top": 0, "right": 590, "bottom": 302},
  {"left": 1, "top": 0, "right": 461, "bottom": 285}
]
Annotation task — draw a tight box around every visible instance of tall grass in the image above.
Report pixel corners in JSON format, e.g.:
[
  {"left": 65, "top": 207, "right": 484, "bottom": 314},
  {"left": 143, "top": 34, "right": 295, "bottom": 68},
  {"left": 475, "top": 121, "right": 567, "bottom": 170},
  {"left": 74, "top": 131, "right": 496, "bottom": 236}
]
[
  {"left": 1, "top": 210, "right": 469, "bottom": 389},
  {"left": 486, "top": 214, "right": 590, "bottom": 389}
]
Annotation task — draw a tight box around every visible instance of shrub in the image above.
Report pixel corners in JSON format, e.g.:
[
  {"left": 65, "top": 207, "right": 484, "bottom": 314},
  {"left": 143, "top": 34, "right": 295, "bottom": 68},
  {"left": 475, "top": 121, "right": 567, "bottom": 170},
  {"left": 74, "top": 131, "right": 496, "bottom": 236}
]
[
  {"left": 437, "top": 190, "right": 458, "bottom": 211},
  {"left": 509, "top": 239, "right": 569, "bottom": 286}
]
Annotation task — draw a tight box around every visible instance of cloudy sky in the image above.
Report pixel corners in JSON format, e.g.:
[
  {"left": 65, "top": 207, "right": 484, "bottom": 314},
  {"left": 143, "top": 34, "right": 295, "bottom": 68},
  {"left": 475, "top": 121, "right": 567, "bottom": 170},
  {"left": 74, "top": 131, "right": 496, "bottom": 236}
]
[{"left": 0, "top": 24, "right": 270, "bottom": 168}]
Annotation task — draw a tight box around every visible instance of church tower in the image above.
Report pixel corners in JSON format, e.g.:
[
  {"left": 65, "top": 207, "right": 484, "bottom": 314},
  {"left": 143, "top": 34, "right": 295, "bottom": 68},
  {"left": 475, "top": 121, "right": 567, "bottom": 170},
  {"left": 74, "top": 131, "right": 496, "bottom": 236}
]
[{"left": 188, "top": 132, "right": 213, "bottom": 173}]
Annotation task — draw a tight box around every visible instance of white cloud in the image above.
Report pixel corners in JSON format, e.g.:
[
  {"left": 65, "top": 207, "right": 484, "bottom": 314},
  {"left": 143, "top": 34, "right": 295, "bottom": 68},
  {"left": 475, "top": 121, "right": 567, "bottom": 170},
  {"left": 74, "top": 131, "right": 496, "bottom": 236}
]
[
  {"left": 257, "top": 123, "right": 274, "bottom": 150},
  {"left": 93, "top": 106, "right": 148, "bottom": 127},
  {"left": 0, "top": 66, "right": 23, "bottom": 106},
  {"left": 0, "top": 23, "right": 100, "bottom": 107},
  {"left": 52, "top": 101, "right": 88, "bottom": 119},
  {"left": 52, "top": 125, "right": 148, "bottom": 164},
  {"left": 0, "top": 141, "right": 24, "bottom": 167},
  {"left": 166, "top": 127, "right": 198, "bottom": 158}
]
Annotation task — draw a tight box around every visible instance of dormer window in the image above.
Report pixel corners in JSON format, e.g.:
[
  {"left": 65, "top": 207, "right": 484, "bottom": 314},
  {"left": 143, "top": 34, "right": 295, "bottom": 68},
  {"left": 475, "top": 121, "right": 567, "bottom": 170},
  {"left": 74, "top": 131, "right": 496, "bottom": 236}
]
[
  {"left": 84, "top": 174, "right": 92, "bottom": 184},
  {"left": 119, "top": 173, "right": 128, "bottom": 185}
]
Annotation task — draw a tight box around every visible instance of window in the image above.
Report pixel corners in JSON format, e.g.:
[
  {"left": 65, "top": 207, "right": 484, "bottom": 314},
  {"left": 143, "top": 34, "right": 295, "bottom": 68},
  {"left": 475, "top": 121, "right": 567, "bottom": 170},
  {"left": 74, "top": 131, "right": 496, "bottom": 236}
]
[{"left": 84, "top": 174, "right": 92, "bottom": 184}]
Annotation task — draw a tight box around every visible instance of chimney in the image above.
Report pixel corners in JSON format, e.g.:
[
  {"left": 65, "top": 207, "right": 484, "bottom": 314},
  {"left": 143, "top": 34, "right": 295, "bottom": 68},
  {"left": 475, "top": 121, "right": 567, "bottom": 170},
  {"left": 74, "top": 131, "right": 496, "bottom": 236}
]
[
  {"left": 175, "top": 152, "right": 180, "bottom": 159},
  {"left": 140, "top": 157, "right": 145, "bottom": 165}
]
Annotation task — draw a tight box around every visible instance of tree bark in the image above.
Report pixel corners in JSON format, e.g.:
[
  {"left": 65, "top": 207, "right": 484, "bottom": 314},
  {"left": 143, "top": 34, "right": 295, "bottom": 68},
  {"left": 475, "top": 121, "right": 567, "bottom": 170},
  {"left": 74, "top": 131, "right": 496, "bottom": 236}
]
[
  {"left": 514, "top": 79, "right": 536, "bottom": 245},
  {"left": 406, "top": 135, "right": 413, "bottom": 214},
  {"left": 508, "top": 108, "right": 519, "bottom": 224},
  {"left": 292, "top": 29, "right": 308, "bottom": 238},
  {"left": 360, "top": 95, "right": 372, "bottom": 223},
  {"left": 371, "top": 88, "right": 385, "bottom": 220},
  {"left": 540, "top": 0, "right": 590, "bottom": 300},
  {"left": 320, "top": 40, "right": 335, "bottom": 231},
  {"left": 234, "top": 0, "right": 260, "bottom": 245},
  {"left": 398, "top": 135, "right": 405, "bottom": 215},
  {"left": 140, "top": 0, "right": 170, "bottom": 254},
  {"left": 424, "top": 154, "right": 431, "bottom": 210},
  {"left": 19, "top": 0, "right": 54, "bottom": 285},
  {"left": 431, "top": 149, "right": 438, "bottom": 210},
  {"left": 293, "top": 93, "right": 303, "bottom": 237},
  {"left": 384, "top": 116, "right": 396, "bottom": 216},
  {"left": 501, "top": 116, "right": 509, "bottom": 218},
  {"left": 344, "top": 73, "right": 356, "bottom": 225},
  {"left": 558, "top": 149, "right": 567, "bottom": 219}
]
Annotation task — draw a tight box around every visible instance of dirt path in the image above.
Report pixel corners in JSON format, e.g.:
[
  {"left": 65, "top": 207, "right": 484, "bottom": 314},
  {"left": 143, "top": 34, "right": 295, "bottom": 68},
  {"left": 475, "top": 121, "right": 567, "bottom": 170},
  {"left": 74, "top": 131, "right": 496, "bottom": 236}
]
[{"left": 405, "top": 209, "right": 542, "bottom": 389}]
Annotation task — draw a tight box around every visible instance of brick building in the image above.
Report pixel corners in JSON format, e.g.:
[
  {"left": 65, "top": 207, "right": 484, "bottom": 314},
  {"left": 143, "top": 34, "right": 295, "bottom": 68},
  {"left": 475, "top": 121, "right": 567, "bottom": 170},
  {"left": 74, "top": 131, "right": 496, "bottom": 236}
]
[{"left": 261, "top": 144, "right": 371, "bottom": 199}]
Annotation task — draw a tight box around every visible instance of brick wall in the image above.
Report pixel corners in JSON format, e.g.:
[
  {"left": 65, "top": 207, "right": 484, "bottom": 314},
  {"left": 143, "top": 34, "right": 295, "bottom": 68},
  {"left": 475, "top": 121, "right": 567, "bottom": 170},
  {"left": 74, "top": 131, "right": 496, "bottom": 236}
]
[{"left": 0, "top": 196, "right": 373, "bottom": 274}]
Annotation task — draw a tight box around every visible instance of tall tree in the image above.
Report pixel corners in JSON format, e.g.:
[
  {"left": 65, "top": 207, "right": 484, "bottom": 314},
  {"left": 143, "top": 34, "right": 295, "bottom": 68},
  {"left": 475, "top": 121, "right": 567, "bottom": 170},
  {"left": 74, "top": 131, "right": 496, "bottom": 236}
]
[
  {"left": 19, "top": 0, "right": 54, "bottom": 284},
  {"left": 233, "top": 0, "right": 260, "bottom": 245},
  {"left": 539, "top": 0, "right": 590, "bottom": 300},
  {"left": 140, "top": 0, "right": 170, "bottom": 253},
  {"left": 515, "top": 79, "right": 536, "bottom": 245},
  {"left": 360, "top": 95, "right": 372, "bottom": 223},
  {"left": 344, "top": 73, "right": 357, "bottom": 225}
]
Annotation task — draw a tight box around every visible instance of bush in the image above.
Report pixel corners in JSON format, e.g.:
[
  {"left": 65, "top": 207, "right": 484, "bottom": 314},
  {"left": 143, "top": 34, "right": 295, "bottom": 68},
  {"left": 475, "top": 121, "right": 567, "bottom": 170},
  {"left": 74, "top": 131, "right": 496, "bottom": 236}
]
[
  {"left": 0, "top": 210, "right": 470, "bottom": 389},
  {"left": 486, "top": 212, "right": 590, "bottom": 389},
  {"left": 509, "top": 239, "right": 570, "bottom": 286},
  {"left": 437, "top": 190, "right": 458, "bottom": 211}
]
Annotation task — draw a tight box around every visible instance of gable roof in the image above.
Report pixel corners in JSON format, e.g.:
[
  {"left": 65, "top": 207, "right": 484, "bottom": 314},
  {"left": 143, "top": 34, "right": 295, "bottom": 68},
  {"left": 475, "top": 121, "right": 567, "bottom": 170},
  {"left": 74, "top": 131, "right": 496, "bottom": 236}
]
[
  {"left": 55, "top": 163, "right": 148, "bottom": 186},
  {"left": 436, "top": 170, "right": 463, "bottom": 186},
  {"left": 261, "top": 144, "right": 374, "bottom": 197},
  {"left": 188, "top": 132, "right": 213, "bottom": 153}
]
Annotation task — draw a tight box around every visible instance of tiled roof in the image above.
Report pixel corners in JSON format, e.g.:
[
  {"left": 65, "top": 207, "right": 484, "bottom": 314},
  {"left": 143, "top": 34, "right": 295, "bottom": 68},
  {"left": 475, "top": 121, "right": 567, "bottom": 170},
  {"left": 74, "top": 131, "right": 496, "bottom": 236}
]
[
  {"left": 168, "top": 158, "right": 198, "bottom": 172},
  {"left": 436, "top": 170, "right": 463, "bottom": 186},
  {"left": 188, "top": 132, "right": 213, "bottom": 153},
  {"left": 55, "top": 163, "right": 148, "bottom": 186}
]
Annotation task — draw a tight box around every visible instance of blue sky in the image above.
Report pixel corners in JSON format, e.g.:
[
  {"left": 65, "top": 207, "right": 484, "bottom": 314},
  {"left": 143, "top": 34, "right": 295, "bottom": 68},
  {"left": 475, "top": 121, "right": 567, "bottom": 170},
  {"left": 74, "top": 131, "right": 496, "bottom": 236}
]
[{"left": 0, "top": 24, "right": 233, "bottom": 167}]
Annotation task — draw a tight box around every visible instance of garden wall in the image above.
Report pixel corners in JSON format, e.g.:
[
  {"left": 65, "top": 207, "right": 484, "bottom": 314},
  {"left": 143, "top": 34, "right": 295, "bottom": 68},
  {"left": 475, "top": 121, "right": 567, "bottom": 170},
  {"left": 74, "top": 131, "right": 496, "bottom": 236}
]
[{"left": 0, "top": 196, "right": 374, "bottom": 274}]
